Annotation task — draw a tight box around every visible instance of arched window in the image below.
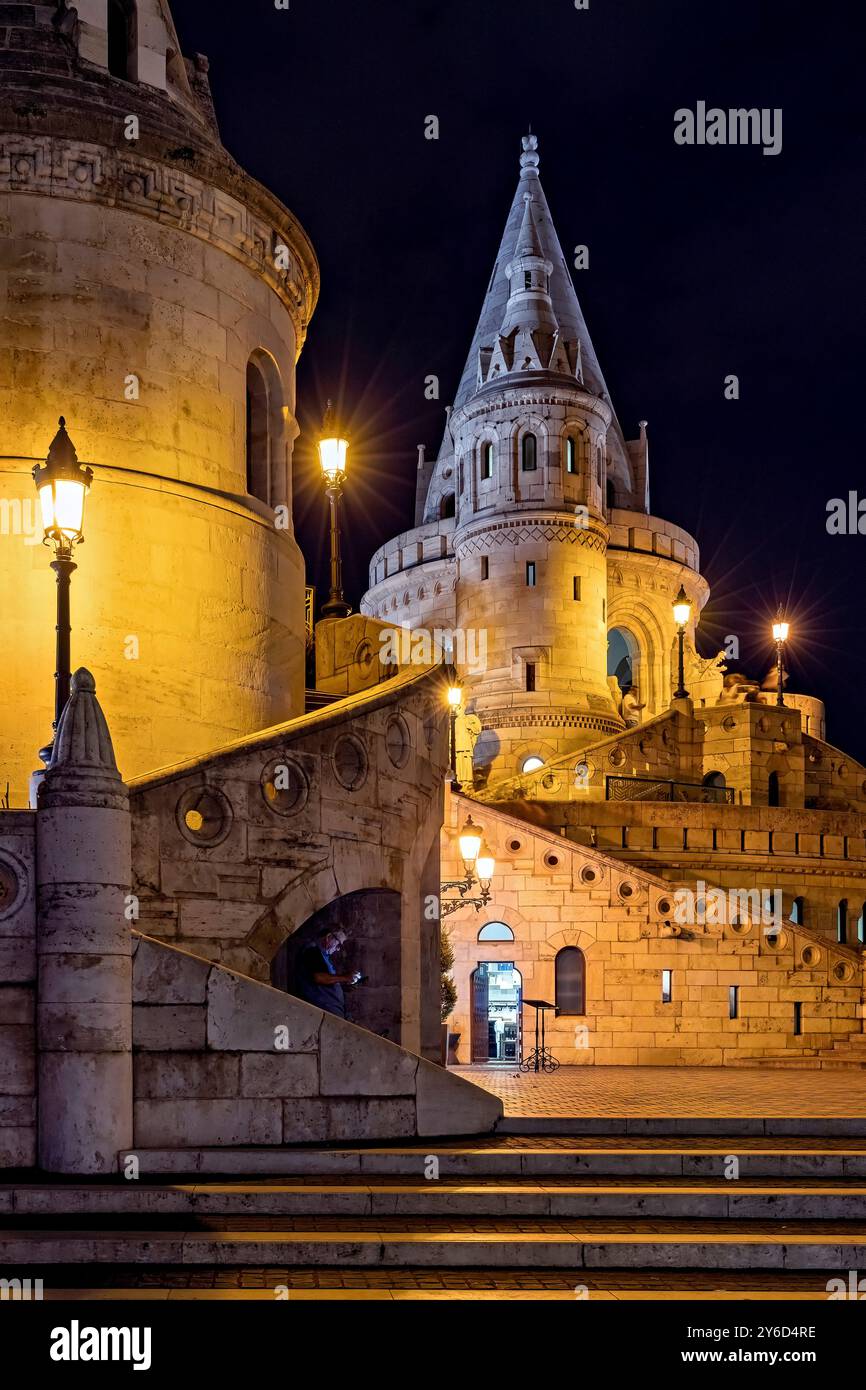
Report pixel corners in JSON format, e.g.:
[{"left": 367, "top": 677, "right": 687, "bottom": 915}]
[
  {"left": 521, "top": 433, "right": 537, "bottom": 471},
  {"left": 107, "top": 0, "right": 137, "bottom": 80},
  {"left": 555, "top": 946, "right": 585, "bottom": 1015},
  {"left": 439, "top": 493, "right": 456, "bottom": 519},
  {"left": 703, "top": 771, "right": 727, "bottom": 789},
  {"left": 246, "top": 359, "right": 270, "bottom": 504},
  {"left": 478, "top": 922, "right": 515, "bottom": 942},
  {"left": 596, "top": 446, "right": 603, "bottom": 488},
  {"left": 606, "top": 479, "right": 616, "bottom": 509},
  {"left": 521, "top": 755, "right": 544, "bottom": 774},
  {"left": 837, "top": 899, "right": 848, "bottom": 945},
  {"left": 857, "top": 903, "right": 866, "bottom": 945},
  {"left": 480, "top": 442, "right": 494, "bottom": 480},
  {"left": 565, "top": 435, "right": 577, "bottom": 474},
  {"left": 768, "top": 771, "right": 780, "bottom": 806},
  {"left": 791, "top": 896, "right": 805, "bottom": 925},
  {"left": 245, "top": 352, "right": 284, "bottom": 507}
]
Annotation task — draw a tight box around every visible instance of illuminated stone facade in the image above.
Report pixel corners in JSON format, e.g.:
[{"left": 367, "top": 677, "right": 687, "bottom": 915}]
[
  {"left": 362, "top": 135, "right": 866, "bottom": 1067},
  {"left": 0, "top": 0, "right": 317, "bottom": 805}
]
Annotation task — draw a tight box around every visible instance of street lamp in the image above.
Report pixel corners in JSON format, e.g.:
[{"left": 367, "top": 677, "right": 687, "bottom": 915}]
[
  {"left": 441, "top": 814, "right": 496, "bottom": 916},
  {"left": 32, "top": 417, "right": 93, "bottom": 749},
  {"left": 447, "top": 682, "right": 462, "bottom": 788},
  {"left": 317, "top": 400, "right": 351, "bottom": 620},
  {"left": 772, "top": 606, "right": 790, "bottom": 707},
  {"left": 672, "top": 584, "right": 692, "bottom": 700}
]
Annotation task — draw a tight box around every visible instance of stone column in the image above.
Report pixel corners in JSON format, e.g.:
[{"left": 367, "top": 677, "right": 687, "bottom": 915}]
[{"left": 35, "top": 669, "right": 132, "bottom": 1173}]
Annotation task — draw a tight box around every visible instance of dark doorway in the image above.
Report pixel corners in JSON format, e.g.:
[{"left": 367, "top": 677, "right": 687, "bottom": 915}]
[
  {"left": 270, "top": 888, "right": 402, "bottom": 1042},
  {"left": 768, "top": 770, "right": 780, "bottom": 806}
]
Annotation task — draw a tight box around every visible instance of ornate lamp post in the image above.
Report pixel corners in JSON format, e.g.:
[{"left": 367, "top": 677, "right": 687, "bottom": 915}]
[
  {"left": 447, "top": 682, "right": 462, "bottom": 788},
  {"left": 317, "top": 401, "right": 350, "bottom": 620},
  {"left": 440, "top": 814, "right": 496, "bottom": 916},
  {"left": 772, "top": 607, "right": 790, "bottom": 707},
  {"left": 32, "top": 418, "right": 93, "bottom": 752},
  {"left": 672, "top": 584, "right": 692, "bottom": 700}
]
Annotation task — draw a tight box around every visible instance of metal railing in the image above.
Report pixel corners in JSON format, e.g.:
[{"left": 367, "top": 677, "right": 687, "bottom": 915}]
[{"left": 606, "top": 775, "right": 735, "bottom": 804}]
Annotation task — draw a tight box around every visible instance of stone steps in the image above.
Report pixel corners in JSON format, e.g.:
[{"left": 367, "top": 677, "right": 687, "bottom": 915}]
[
  {"left": 2, "top": 1217, "right": 865, "bottom": 1270},
  {"left": 3, "top": 1177, "right": 866, "bottom": 1220}
]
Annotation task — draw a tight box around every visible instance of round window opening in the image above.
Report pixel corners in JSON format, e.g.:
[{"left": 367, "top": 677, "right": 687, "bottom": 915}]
[
  {"left": 261, "top": 758, "right": 309, "bottom": 816},
  {"left": 333, "top": 735, "right": 368, "bottom": 791},
  {"left": 177, "top": 787, "right": 232, "bottom": 847},
  {"left": 508, "top": 838, "right": 523, "bottom": 853}
]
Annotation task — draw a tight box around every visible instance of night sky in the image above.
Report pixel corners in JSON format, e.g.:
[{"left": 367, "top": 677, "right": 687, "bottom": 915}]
[{"left": 170, "top": 0, "right": 866, "bottom": 762}]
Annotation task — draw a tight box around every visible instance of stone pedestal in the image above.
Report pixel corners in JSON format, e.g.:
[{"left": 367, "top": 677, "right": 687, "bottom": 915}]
[{"left": 35, "top": 669, "right": 132, "bottom": 1173}]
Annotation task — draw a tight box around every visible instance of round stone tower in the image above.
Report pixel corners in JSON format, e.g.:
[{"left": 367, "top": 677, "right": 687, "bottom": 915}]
[
  {"left": 0, "top": 1, "right": 319, "bottom": 804},
  {"left": 450, "top": 150, "right": 624, "bottom": 775}
]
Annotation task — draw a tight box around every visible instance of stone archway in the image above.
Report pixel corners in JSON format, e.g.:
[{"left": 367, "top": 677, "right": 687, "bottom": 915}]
[{"left": 270, "top": 888, "right": 403, "bottom": 1043}]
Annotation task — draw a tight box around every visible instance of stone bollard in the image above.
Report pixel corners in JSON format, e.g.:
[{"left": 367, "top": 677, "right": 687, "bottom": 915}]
[{"left": 35, "top": 669, "right": 132, "bottom": 1173}]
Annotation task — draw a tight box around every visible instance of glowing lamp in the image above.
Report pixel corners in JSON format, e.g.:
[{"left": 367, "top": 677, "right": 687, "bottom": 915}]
[
  {"left": 317, "top": 401, "right": 349, "bottom": 485},
  {"left": 32, "top": 417, "right": 93, "bottom": 550},
  {"left": 773, "top": 617, "right": 789, "bottom": 644},
  {"left": 475, "top": 841, "right": 495, "bottom": 885},
  {"left": 672, "top": 585, "right": 691, "bottom": 629},
  {"left": 447, "top": 684, "right": 462, "bottom": 707},
  {"left": 458, "top": 814, "right": 483, "bottom": 869}
]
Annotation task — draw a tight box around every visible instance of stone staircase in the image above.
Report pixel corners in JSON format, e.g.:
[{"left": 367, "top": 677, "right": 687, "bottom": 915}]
[{"left": 2, "top": 1133, "right": 866, "bottom": 1298}]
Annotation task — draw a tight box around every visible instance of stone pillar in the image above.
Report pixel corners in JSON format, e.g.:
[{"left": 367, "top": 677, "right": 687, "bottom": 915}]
[{"left": 35, "top": 669, "right": 132, "bottom": 1173}]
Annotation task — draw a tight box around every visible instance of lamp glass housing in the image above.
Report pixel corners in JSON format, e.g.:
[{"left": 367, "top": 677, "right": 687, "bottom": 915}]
[
  {"left": 458, "top": 816, "right": 482, "bottom": 868},
  {"left": 318, "top": 435, "right": 348, "bottom": 484},
  {"left": 447, "top": 685, "right": 462, "bottom": 707},
  {"left": 672, "top": 588, "right": 691, "bottom": 628},
  {"left": 773, "top": 619, "right": 790, "bottom": 643},
  {"left": 38, "top": 476, "right": 88, "bottom": 545},
  {"left": 475, "top": 842, "right": 495, "bottom": 884}
]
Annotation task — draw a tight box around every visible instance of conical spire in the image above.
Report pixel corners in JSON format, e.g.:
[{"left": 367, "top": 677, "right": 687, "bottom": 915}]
[{"left": 449, "top": 132, "right": 619, "bottom": 414}]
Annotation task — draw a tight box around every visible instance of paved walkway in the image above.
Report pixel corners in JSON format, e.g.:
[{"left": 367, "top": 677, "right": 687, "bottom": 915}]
[{"left": 453, "top": 1066, "right": 866, "bottom": 1118}]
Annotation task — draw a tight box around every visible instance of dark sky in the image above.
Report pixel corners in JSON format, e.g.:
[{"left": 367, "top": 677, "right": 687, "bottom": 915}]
[{"left": 171, "top": 0, "right": 866, "bottom": 762}]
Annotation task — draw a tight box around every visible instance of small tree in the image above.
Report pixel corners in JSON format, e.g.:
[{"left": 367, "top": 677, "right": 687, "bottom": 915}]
[{"left": 440, "top": 925, "right": 458, "bottom": 1023}]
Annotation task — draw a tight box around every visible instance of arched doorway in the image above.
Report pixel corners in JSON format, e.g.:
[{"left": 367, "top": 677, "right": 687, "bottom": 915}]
[
  {"left": 608, "top": 626, "right": 640, "bottom": 696},
  {"left": 470, "top": 962, "right": 522, "bottom": 1064},
  {"left": 270, "top": 888, "right": 402, "bottom": 1042}
]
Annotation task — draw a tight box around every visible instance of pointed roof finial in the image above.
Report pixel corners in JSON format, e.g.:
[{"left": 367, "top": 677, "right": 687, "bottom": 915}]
[
  {"left": 46, "top": 415, "right": 79, "bottom": 469},
  {"left": 520, "top": 131, "right": 540, "bottom": 178}
]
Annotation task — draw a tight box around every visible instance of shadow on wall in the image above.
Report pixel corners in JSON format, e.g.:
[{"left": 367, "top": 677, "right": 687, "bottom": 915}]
[{"left": 270, "top": 888, "right": 402, "bottom": 1043}]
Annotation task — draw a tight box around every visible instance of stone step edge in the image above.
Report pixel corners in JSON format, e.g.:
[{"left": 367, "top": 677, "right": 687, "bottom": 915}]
[{"left": 31, "top": 1289, "right": 834, "bottom": 1302}]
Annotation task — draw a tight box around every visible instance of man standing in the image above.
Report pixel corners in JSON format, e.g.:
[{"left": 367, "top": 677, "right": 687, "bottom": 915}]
[{"left": 294, "top": 927, "right": 359, "bottom": 1019}]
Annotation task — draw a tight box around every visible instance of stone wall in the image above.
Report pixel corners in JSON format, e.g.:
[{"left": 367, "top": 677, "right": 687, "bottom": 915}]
[
  {"left": 443, "top": 793, "right": 864, "bottom": 1067},
  {"left": 130, "top": 663, "right": 451, "bottom": 1060},
  {"left": 130, "top": 932, "right": 502, "bottom": 1149},
  {"left": 0, "top": 811, "right": 36, "bottom": 1167}
]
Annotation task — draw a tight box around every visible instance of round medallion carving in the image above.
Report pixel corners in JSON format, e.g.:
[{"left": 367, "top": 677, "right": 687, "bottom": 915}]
[
  {"left": 176, "top": 785, "right": 233, "bottom": 847},
  {"left": 0, "top": 856, "right": 24, "bottom": 921},
  {"left": 261, "top": 757, "right": 309, "bottom": 817},
  {"left": 332, "top": 735, "right": 368, "bottom": 791},
  {"left": 385, "top": 715, "right": 411, "bottom": 768}
]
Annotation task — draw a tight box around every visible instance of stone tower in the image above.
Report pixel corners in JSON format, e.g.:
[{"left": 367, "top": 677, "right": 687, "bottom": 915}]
[
  {"left": 365, "top": 135, "right": 681, "bottom": 781},
  {"left": 0, "top": 1, "right": 319, "bottom": 804}
]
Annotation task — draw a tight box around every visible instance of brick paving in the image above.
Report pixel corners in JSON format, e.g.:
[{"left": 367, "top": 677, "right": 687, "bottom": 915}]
[{"left": 454, "top": 1065, "right": 866, "bottom": 1117}]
